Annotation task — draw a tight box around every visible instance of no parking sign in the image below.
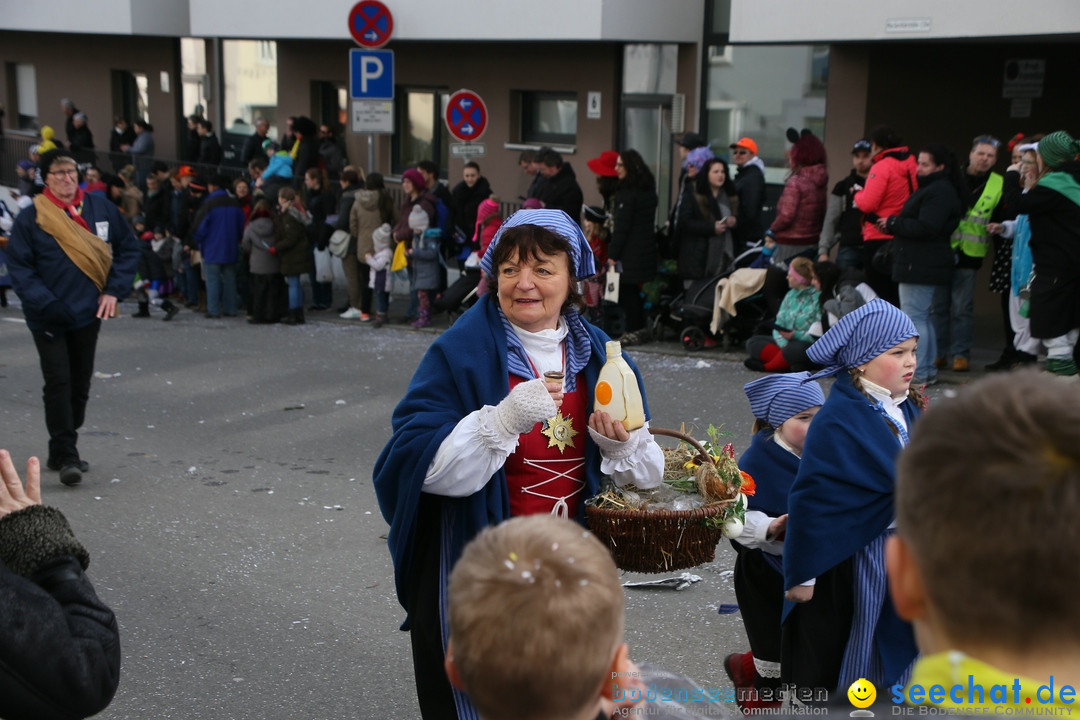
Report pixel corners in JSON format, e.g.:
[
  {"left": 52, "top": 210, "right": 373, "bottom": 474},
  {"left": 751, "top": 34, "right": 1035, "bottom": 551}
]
[{"left": 444, "top": 89, "right": 488, "bottom": 143}]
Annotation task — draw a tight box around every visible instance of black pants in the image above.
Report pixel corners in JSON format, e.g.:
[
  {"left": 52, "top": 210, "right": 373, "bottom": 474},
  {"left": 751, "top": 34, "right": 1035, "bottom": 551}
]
[
  {"left": 861, "top": 240, "right": 898, "bottom": 306},
  {"left": 733, "top": 546, "right": 784, "bottom": 691},
  {"left": 249, "top": 273, "right": 285, "bottom": 323},
  {"left": 617, "top": 282, "right": 646, "bottom": 333},
  {"left": 406, "top": 496, "right": 458, "bottom": 719},
  {"left": 32, "top": 320, "right": 101, "bottom": 465},
  {"left": 781, "top": 558, "right": 854, "bottom": 698}
]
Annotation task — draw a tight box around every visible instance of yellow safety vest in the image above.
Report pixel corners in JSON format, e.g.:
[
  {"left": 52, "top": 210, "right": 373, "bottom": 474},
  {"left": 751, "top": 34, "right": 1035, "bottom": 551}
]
[{"left": 951, "top": 172, "right": 1003, "bottom": 258}]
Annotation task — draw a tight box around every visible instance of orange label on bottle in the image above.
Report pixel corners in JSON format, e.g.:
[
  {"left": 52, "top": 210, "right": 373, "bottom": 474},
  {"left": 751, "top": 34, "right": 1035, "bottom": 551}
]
[{"left": 595, "top": 381, "right": 612, "bottom": 405}]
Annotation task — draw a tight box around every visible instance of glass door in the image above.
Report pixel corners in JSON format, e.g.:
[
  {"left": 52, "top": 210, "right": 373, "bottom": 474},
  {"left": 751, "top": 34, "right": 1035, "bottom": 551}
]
[{"left": 620, "top": 96, "right": 672, "bottom": 222}]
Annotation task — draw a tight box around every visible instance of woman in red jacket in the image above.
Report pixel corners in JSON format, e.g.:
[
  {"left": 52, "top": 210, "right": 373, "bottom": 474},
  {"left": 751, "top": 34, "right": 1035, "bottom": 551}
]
[
  {"left": 853, "top": 126, "right": 918, "bottom": 304},
  {"left": 767, "top": 130, "right": 829, "bottom": 264}
]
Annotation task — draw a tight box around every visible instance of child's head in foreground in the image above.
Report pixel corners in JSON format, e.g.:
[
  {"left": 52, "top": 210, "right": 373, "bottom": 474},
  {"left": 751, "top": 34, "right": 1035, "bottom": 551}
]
[
  {"left": 446, "top": 515, "right": 626, "bottom": 720},
  {"left": 888, "top": 371, "right": 1080, "bottom": 659}
]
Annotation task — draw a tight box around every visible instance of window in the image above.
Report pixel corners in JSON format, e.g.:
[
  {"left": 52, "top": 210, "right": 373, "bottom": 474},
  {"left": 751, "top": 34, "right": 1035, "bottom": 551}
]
[
  {"left": 703, "top": 44, "right": 828, "bottom": 175},
  {"left": 520, "top": 92, "right": 577, "bottom": 145},
  {"left": 393, "top": 87, "right": 449, "bottom": 175},
  {"left": 181, "top": 38, "right": 208, "bottom": 118},
  {"left": 6, "top": 62, "right": 38, "bottom": 130},
  {"left": 112, "top": 70, "right": 150, "bottom": 123}
]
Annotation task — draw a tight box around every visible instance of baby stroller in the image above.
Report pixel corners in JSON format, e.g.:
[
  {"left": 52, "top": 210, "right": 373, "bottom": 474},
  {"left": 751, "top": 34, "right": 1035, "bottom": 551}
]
[{"left": 661, "top": 244, "right": 770, "bottom": 351}]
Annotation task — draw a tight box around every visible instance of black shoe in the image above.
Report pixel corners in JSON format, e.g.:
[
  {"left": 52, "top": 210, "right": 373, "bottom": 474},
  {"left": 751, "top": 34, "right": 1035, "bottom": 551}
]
[
  {"left": 59, "top": 464, "right": 83, "bottom": 486},
  {"left": 744, "top": 358, "right": 767, "bottom": 372},
  {"left": 1015, "top": 351, "right": 1038, "bottom": 366},
  {"left": 164, "top": 306, "right": 179, "bottom": 321},
  {"left": 985, "top": 352, "right": 1016, "bottom": 372},
  {"left": 205, "top": 313, "right": 221, "bottom": 319},
  {"left": 46, "top": 457, "right": 87, "bottom": 472}
]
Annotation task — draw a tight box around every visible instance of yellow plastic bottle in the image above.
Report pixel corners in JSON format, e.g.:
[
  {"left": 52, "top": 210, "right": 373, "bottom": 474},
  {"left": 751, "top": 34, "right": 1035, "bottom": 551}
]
[{"left": 594, "top": 340, "right": 646, "bottom": 431}]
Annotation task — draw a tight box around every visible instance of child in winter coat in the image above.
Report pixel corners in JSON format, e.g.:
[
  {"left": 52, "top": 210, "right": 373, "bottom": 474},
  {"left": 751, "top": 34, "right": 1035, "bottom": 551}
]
[
  {"left": 365, "top": 223, "right": 394, "bottom": 328},
  {"left": 408, "top": 227, "right": 443, "bottom": 328},
  {"left": 242, "top": 199, "right": 283, "bottom": 324},
  {"left": 725, "top": 372, "right": 825, "bottom": 712},
  {"left": 745, "top": 256, "right": 821, "bottom": 372},
  {"left": 133, "top": 228, "right": 180, "bottom": 320}
]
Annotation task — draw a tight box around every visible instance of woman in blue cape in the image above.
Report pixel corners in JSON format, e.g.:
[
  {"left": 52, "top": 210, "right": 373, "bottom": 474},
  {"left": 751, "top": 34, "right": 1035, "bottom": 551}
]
[
  {"left": 373, "top": 209, "right": 664, "bottom": 720},
  {"left": 782, "top": 299, "right": 922, "bottom": 695}
]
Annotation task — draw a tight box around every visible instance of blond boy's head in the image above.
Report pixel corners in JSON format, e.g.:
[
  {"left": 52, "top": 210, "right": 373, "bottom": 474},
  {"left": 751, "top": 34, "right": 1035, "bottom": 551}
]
[
  {"left": 890, "top": 371, "right": 1080, "bottom": 654},
  {"left": 447, "top": 515, "right": 625, "bottom": 720}
]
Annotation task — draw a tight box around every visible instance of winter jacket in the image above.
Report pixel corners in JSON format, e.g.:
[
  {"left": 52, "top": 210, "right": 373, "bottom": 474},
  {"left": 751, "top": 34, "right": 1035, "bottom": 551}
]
[
  {"left": 450, "top": 176, "right": 492, "bottom": 239},
  {"left": 410, "top": 231, "right": 443, "bottom": 291},
  {"left": 676, "top": 183, "right": 734, "bottom": 280},
  {"left": 241, "top": 214, "right": 280, "bottom": 275},
  {"left": 608, "top": 185, "right": 659, "bottom": 285},
  {"left": 733, "top": 161, "right": 766, "bottom": 245},
  {"left": 275, "top": 208, "right": 312, "bottom": 277},
  {"left": 885, "top": 170, "right": 963, "bottom": 286},
  {"left": 197, "top": 133, "right": 222, "bottom": 166},
  {"left": 537, "top": 164, "right": 584, "bottom": 221},
  {"left": 1011, "top": 160, "right": 1080, "bottom": 338},
  {"left": 8, "top": 192, "right": 140, "bottom": 332},
  {"left": 853, "top": 147, "right": 918, "bottom": 242},
  {"left": 350, "top": 189, "right": 386, "bottom": 260},
  {"left": 392, "top": 193, "right": 436, "bottom": 245},
  {"left": 0, "top": 505, "right": 121, "bottom": 720},
  {"left": 770, "top": 164, "right": 829, "bottom": 246},
  {"left": 305, "top": 190, "right": 335, "bottom": 251},
  {"left": 367, "top": 247, "right": 394, "bottom": 293},
  {"left": 192, "top": 189, "right": 244, "bottom": 265}
]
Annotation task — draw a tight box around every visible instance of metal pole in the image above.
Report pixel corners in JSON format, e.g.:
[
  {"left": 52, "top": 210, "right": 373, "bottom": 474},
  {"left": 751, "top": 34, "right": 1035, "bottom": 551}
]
[{"left": 368, "top": 134, "right": 375, "bottom": 176}]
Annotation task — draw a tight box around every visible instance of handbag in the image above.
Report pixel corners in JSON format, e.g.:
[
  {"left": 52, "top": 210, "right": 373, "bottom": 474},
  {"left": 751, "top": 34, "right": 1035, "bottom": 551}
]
[
  {"left": 328, "top": 229, "right": 351, "bottom": 259},
  {"left": 872, "top": 240, "right": 894, "bottom": 274},
  {"left": 391, "top": 240, "right": 408, "bottom": 273},
  {"left": 314, "top": 247, "right": 334, "bottom": 283},
  {"left": 604, "top": 269, "right": 621, "bottom": 303}
]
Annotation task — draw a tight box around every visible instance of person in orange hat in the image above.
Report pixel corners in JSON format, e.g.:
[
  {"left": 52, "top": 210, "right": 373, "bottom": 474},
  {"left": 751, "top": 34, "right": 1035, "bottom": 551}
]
[{"left": 730, "top": 137, "right": 766, "bottom": 250}]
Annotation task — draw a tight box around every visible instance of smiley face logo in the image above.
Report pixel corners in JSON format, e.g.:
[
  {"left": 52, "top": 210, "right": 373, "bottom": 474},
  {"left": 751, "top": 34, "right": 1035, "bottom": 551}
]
[{"left": 848, "top": 678, "right": 877, "bottom": 709}]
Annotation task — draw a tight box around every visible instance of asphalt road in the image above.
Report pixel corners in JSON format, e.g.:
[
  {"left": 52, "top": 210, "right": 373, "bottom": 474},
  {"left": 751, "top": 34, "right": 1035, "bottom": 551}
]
[{"left": 0, "top": 299, "right": 968, "bottom": 719}]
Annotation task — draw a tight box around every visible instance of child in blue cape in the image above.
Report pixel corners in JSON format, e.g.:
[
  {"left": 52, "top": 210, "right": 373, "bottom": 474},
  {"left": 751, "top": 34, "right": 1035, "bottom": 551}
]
[
  {"left": 725, "top": 372, "right": 824, "bottom": 712},
  {"left": 782, "top": 298, "right": 924, "bottom": 696}
]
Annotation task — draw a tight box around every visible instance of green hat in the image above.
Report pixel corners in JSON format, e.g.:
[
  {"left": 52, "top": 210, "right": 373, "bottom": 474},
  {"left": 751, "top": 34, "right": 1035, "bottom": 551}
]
[{"left": 1038, "top": 131, "right": 1080, "bottom": 169}]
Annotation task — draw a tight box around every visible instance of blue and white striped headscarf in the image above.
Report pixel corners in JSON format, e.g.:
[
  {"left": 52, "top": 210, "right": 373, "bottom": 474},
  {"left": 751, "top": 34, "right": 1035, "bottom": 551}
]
[
  {"left": 745, "top": 372, "right": 825, "bottom": 428},
  {"left": 806, "top": 299, "right": 918, "bottom": 380},
  {"left": 479, "top": 209, "right": 597, "bottom": 280}
]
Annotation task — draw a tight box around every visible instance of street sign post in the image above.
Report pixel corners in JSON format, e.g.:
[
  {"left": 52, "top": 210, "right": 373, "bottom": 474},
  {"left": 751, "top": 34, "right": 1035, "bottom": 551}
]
[
  {"left": 348, "top": 0, "right": 393, "bottom": 48},
  {"left": 444, "top": 89, "right": 488, "bottom": 143}
]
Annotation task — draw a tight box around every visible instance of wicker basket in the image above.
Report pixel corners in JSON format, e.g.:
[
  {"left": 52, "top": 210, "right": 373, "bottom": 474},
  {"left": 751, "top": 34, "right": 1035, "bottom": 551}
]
[{"left": 585, "top": 427, "right": 731, "bottom": 573}]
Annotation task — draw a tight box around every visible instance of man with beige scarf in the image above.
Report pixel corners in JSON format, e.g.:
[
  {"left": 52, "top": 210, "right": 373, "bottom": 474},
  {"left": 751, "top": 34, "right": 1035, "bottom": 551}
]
[{"left": 7, "top": 149, "right": 139, "bottom": 487}]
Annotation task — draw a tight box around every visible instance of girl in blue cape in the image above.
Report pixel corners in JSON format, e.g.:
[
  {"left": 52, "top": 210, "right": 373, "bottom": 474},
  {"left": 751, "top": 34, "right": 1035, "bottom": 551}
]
[
  {"left": 373, "top": 209, "right": 665, "bottom": 720},
  {"left": 725, "top": 372, "right": 824, "bottom": 711},
  {"left": 782, "top": 298, "right": 923, "bottom": 695}
]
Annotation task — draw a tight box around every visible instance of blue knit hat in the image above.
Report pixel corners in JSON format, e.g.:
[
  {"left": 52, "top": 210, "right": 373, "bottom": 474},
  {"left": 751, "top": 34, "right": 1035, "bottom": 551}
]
[
  {"left": 745, "top": 372, "right": 825, "bottom": 428},
  {"left": 807, "top": 299, "right": 918, "bottom": 379},
  {"left": 480, "top": 208, "right": 596, "bottom": 279}
]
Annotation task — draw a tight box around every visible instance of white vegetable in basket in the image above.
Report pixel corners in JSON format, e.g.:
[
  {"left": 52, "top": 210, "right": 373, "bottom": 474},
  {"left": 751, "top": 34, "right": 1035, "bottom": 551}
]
[
  {"left": 720, "top": 494, "right": 750, "bottom": 539},
  {"left": 721, "top": 517, "right": 744, "bottom": 539}
]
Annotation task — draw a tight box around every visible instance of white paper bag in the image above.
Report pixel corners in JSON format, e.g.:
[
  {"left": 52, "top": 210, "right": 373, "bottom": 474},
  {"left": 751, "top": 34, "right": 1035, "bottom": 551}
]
[
  {"left": 604, "top": 269, "right": 621, "bottom": 303},
  {"left": 314, "top": 247, "right": 334, "bottom": 283}
]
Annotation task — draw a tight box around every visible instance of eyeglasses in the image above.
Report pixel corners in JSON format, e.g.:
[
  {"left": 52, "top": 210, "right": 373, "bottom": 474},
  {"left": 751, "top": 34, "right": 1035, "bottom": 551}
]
[
  {"left": 614, "top": 160, "right": 624, "bottom": 167},
  {"left": 48, "top": 168, "right": 78, "bottom": 178},
  {"left": 732, "top": 149, "right": 750, "bottom": 156},
  {"left": 973, "top": 136, "right": 1001, "bottom": 148}
]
